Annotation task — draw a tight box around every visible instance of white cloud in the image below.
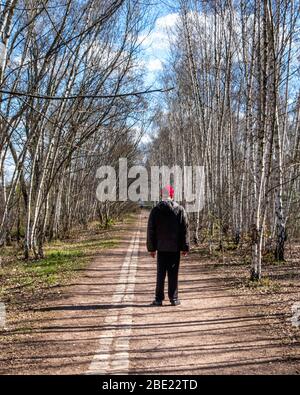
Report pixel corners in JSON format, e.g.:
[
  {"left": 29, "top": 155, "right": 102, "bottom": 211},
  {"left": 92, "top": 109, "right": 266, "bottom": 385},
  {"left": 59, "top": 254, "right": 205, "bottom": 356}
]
[
  {"left": 138, "top": 30, "right": 170, "bottom": 51},
  {"left": 139, "top": 12, "right": 179, "bottom": 52},
  {"left": 147, "top": 59, "right": 163, "bottom": 72},
  {"left": 156, "top": 13, "right": 179, "bottom": 29},
  {"left": 137, "top": 12, "right": 179, "bottom": 85}
]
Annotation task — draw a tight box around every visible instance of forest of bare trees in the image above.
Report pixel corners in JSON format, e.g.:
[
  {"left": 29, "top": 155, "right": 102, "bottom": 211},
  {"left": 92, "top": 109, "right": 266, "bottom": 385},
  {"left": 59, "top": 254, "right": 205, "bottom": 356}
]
[
  {"left": 147, "top": 0, "right": 300, "bottom": 279},
  {"left": 0, "top": 0, "right": 149, "bottom": 259},
  {"left": 2, "top": 0, "right": 300, "bottom": 380},
  {"left": 1, "top": 0, "right": 300, "bottom": 281}
]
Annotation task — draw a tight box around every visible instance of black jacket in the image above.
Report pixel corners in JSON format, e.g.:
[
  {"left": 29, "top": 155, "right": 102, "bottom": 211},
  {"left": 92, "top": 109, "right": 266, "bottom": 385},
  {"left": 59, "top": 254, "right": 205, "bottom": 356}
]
[{"left": 147, "top": 200, "right": 190, "bottom": 253}]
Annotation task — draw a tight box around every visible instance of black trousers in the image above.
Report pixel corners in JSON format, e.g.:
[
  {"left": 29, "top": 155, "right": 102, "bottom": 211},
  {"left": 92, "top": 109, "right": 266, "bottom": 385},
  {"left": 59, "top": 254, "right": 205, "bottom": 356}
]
[{"left": 155, "top": 251, "right": 180, "bottom": 302}]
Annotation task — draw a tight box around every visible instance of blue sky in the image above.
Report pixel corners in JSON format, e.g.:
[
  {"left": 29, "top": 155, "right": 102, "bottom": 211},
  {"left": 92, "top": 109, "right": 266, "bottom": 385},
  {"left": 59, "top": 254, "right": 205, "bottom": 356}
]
[
  {"left": 135, "top": 4, "right": 181, "bottom": 144},
  {"left": 139, "top": 4, "right": 180, "bottom": 88}
]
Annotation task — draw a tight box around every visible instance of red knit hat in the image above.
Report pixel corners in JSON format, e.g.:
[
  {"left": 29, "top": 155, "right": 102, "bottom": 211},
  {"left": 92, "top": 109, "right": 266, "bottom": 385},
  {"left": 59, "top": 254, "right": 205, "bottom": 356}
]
[{"left": 161, "top": 185, "right": 174, "bottom": 199}]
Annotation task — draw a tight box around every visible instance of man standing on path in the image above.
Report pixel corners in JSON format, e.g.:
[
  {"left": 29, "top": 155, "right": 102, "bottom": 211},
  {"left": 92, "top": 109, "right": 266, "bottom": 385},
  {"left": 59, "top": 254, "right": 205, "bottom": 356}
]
[{"left": 147, "top": 185, "right": 190, "bottom": 306}]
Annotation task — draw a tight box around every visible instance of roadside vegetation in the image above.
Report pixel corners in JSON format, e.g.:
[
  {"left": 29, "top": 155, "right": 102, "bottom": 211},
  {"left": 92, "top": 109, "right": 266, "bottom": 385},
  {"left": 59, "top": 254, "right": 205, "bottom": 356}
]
[{"left": 0, "top": 213, "right": 137, "bottom": 309}]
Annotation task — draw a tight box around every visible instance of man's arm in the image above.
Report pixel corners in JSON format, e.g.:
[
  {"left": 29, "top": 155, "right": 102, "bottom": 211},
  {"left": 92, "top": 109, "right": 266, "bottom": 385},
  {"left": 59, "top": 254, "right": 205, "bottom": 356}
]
[
  {"left": 147, "top": 208, "right": 157, "bottom": 252},
  {"left": 180, "top": 208, "right": 190, "bottom": 252}
]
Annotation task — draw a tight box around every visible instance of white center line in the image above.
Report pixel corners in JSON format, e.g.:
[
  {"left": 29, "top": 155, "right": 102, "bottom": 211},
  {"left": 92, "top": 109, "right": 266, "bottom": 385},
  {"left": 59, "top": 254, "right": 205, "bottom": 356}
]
[{"left": 87, "top": 217, "right": 141, "bottom": 375}]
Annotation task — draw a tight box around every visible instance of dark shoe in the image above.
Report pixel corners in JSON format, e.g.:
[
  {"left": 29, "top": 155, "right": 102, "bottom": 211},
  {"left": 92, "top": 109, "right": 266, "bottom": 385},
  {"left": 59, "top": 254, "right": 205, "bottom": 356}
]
[
  {"left": 170, "top": 299, "right": 181, "bottom": 306},
  {"left": 150, "top": 300, "right": 162, "bottom": 306}
]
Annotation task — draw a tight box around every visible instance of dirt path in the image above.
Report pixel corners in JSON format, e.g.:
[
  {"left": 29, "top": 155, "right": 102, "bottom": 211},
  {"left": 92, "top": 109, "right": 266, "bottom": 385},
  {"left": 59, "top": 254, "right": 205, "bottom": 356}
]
[{"left": 1, "top": 212, "right": 299, "bottom": 374}]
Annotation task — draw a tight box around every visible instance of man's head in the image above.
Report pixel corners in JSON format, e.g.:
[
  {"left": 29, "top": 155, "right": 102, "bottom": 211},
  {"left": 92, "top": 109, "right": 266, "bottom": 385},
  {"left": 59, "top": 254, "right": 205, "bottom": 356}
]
[{"left": 161, "top": 185, "right": 174, "bottom": 200}]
